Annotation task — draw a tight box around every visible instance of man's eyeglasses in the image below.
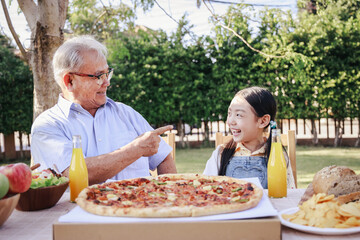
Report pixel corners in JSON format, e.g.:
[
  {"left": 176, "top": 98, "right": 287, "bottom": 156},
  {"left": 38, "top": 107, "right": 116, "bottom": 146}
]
[{"left": 70, "top": 67, "right": 114, "bottom": 85}]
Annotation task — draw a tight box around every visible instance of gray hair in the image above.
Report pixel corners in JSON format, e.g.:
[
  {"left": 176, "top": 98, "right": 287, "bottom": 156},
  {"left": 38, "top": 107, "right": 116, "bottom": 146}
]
[{"left": 52, "top": 35, "right": 108, "bottom": 89}]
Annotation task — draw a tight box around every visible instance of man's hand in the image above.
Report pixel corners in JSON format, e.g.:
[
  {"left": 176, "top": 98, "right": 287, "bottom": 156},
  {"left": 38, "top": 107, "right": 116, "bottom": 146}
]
[{"left": 134, "top": 125, "right": 173, "bottom": 157}]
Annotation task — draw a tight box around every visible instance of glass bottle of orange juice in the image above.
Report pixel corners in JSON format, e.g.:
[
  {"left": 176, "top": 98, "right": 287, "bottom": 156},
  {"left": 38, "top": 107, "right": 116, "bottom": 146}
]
[
  {"left": 69, "top": 135, "right": 88, "bottom": 202},
  {"left": 267, "top": 129, "right": 287, "bottom": 198}
]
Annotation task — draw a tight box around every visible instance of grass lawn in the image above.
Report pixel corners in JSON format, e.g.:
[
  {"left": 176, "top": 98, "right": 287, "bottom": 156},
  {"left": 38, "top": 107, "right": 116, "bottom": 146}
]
[{"left": 175, "top": 146, "right": 360, "bottom": 189}]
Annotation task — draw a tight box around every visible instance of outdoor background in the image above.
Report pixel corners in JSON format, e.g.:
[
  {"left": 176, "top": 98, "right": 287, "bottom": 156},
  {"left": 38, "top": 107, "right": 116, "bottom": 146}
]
[{"left": 0, "top": 0, "right": 359, "bottom": 188}]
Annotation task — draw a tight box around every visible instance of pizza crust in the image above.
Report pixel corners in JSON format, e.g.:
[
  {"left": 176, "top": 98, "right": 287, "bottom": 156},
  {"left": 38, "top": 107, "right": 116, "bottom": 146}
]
[{"left": 76, "top": 174, "right": 263, "bottom": 218}]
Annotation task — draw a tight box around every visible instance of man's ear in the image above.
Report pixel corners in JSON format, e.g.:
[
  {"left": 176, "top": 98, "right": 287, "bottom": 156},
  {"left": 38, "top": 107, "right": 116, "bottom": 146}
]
[
  {"left": 63, "top": 73, "right": 74, "bottom": 91},
  {"left": 258, "top": 114, "right": 271, "bottom": 128}
]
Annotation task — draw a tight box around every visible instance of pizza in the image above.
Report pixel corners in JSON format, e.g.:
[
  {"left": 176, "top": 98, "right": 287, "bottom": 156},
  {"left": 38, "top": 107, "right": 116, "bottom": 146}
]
[{"left": 76, "top": 174, "right": 263, "bottom": 218}]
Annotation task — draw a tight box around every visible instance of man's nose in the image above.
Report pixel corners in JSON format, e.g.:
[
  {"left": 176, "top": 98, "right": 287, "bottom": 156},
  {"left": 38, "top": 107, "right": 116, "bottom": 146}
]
[{"left": 100, "top": 75, "right": 111, "bottom": 86}]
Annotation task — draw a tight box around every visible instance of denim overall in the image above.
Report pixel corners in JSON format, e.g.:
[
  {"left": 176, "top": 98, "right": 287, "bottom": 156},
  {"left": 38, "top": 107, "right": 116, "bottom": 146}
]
[{"left": 225, "top": 156, "right": 268, "bottom": 189}]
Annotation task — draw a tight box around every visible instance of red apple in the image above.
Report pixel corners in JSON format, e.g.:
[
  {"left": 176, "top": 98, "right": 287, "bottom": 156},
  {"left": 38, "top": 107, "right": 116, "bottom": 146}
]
[{"left": 0, "top": 163, "right": 32, "bottom": 193}]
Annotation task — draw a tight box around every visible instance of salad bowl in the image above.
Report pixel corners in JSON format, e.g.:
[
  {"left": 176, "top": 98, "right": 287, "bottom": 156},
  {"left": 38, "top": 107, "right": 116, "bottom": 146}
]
[
  {"left": 16, "top": 168, "right": 69, "bottom": 211},
  {"left": 16, "top": 181, "right": 69, "bottom": 211}
]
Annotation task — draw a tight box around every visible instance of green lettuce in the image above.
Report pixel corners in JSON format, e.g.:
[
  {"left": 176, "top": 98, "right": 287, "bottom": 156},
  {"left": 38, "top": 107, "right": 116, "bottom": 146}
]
[{"left": 30, "top": 174, "right": 68, "bottom": 189}]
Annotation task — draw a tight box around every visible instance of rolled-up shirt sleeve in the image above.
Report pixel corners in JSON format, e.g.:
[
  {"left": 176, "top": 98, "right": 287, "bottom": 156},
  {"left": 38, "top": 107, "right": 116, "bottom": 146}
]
[{"left": 31, "top": 125, "right": 73, "bottom": 173}]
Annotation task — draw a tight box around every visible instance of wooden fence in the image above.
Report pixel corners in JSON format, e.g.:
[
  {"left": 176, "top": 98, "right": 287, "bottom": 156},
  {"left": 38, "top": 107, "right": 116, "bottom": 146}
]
[
  {"left": 171, "top": 118, "right": 359, "bottom": 143},
  {"left": 1, "top": 118, "right": 359, "bottom": 160}
]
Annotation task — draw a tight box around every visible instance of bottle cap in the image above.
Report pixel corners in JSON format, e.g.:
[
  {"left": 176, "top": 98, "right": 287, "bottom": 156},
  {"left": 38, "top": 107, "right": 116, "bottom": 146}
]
[
  {"left": 72, "top": 135, "right": 81, "bottom": 142},
  {"left": 271, "top": 129, "right": 281, "bottom": 135}
]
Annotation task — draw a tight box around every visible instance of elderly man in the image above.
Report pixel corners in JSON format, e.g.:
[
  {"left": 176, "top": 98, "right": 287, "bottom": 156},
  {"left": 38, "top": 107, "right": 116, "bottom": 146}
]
[{"left": 31, "top": 36, "right": 177, "bottom": 184}]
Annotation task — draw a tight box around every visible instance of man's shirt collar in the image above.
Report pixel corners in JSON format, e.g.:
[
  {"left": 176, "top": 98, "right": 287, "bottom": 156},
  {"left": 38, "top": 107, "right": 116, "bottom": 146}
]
[{"left": 57, "top": 94, "right": 110, "bottom": 117}]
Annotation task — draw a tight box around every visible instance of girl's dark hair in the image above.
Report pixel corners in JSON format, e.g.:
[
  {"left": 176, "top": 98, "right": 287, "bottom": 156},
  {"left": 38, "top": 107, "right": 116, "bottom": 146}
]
[{"left": 218, "top": 86, "right": 277, "bottom": 175}]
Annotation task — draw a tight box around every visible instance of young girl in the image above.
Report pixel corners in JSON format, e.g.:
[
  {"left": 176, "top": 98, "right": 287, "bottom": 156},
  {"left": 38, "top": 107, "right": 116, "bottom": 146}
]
[{"left": 203, "top": 86, "right": 295, "bottom": 189}]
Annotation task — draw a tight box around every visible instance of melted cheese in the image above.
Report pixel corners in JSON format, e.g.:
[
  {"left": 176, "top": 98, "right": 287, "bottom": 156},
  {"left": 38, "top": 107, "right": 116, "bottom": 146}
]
[
  {"left": 202, "top": 185, "right": 212, "bottom": 191},
  {"left": 231, "top": 196, "right": 241, "bottom": 202},
  {"left": 167, "top": 193, "right": 177, "bottom": 201},
  {"left": 193, "top": 180, "right": 201, "bottom": 186},
  {"left": 107, "top": 194, "right": 118, "bottom": 201},
  {"left": 121, "top": 200, "right": 133, "bottom": 205}
]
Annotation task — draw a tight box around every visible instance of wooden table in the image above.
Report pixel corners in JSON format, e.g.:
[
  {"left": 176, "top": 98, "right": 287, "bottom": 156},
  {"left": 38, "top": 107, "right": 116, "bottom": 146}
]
[{"left": 1, "top": 189, "right": 360, "bottom": 240}]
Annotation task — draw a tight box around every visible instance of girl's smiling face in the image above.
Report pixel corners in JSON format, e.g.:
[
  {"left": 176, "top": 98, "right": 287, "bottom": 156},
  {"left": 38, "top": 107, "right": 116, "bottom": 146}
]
[{"left": 226, "top": 96, "right": 268, "bottom": 149}]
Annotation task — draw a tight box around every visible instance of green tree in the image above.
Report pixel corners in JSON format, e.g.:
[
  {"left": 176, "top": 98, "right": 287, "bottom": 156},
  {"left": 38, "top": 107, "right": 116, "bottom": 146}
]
[
  {"left": 209, "top": 5, "right": 305, "bottom": 126},
  {"left": 295, "top": 0, "right": 360, "bottom": 146},
  {"left": 209, "top": 4, "right": 255, "bottom": 120},
  {"left": 106, "top": 16, "right": 214, "bottom": 147},
  {"left": 0, "top": 34, "right": 33, "bottom": 135},
  {"left": 69, "top": 0, "right": 137, "bottom": 41},
  {"left": 254, "top": 8, "right": 319, "bottom": 142},
  {"left": 2, "top": 0, "right": 156, "bottom": 121}
]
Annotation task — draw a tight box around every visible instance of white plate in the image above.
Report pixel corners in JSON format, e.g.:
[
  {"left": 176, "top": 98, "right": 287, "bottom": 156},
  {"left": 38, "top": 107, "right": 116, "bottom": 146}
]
[{"left": 279, "top": 207, "right": 360, "bottom": 235}]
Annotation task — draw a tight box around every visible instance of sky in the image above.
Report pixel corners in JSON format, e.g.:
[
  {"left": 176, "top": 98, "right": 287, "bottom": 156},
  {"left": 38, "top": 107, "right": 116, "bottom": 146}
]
[{"left": 0, "top": 0, "right": 297, "bottom": 48}]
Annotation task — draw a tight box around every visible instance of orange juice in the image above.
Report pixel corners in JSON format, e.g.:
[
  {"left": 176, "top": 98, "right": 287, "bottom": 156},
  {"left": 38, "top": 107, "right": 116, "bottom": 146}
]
[
  {"left": 267, "top": 131, "right": 287, "bottom": 198},
  {"left": 69, "top": 136, "right": 88, "bottom": 202}
]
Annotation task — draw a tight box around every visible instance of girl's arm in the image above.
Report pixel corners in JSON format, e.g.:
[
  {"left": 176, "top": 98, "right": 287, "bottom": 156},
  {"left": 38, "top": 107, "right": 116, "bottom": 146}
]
[{"left": 203, "top": 146, "right": 222, "bottom": 176}]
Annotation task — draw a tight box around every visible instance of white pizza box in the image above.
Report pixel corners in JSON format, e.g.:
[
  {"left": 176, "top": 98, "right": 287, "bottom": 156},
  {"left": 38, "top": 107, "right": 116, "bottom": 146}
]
[{"left": 53, "top": 177, "right": 281, "bottom": 240}]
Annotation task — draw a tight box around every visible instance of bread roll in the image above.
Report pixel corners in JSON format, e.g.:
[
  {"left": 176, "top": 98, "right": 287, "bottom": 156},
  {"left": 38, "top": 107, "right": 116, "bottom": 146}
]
[
  {"left": 312, "top": 165, "right": 360, "bottom": 203},
  {"left": 313, "top": 165, "right": 356, "bottom": 194},
  {"left": 337, "top": 191, "right": 360, "bottom": 204}
]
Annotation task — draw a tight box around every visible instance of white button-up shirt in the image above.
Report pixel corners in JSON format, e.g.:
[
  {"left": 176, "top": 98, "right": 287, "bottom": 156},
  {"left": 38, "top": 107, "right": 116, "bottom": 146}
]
[{"left": 31, "top": 95, "right": 172, "bottom": 180}]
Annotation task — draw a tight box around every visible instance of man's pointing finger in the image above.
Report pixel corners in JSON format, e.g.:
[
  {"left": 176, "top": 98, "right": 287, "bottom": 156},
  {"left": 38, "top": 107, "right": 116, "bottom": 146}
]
[{"left": 153, "top": 125, "right": 173, "bottom": 135}]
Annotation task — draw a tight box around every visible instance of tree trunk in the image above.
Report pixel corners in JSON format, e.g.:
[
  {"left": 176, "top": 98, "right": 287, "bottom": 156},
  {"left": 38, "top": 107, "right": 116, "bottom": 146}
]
[
  {"left": 176, "top": 120, "right": 186, "bottom": 148},
  {"left": 16, "top": 0, "right": 69, "bottom": 120},
  {"left": 355, "top": 118, "right": 360, "bottom": 147},
  {"left": 334, "top": 118, "right": 343, "bottom": 147},
  {"left": 4, "top": 133, "right": 16, "bottom": 160},
  {"left": 31, "top": 22, "right": 62, "bottom": 120},
  {"left": 339, "top": 119, "right": 344, "bottom": 146},
  {"left": 203, "top": 120, "right": 210, "bottom": 147},
  {"left": 27, "top": 134, "right": 31, "bottom": 148},
  {"left": 334, "top": 119, "right": 339, "bottom": 147},
  {"left": 310, "top": 119, "right": 318, "bottom": 145},
  {"left": 18, "top": 132, "right": 24, "bottom": 159},
  {"left": 0, "top": 134, "right": 2, "bottom": 159}
]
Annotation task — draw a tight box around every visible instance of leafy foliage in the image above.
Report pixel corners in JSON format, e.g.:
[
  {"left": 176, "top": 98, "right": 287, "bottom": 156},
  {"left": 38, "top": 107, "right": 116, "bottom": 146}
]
[
  {"left": 103, "top": 0, "right": 359, "bottom": 146},
  {"left": 107, "top": 21, "right": 214, "bottom": 128},
  {"left": 69, "top": 0, "right": 137, "bottom": 41},
  {"left": 69, "top": 0, "right": 156, "bottom": 41},
  {"left": 2, "top": 0, "right": 359, "bottom": 147},
  {"left": 0, "top": 35, "right": 33, "bottom": 135}
]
